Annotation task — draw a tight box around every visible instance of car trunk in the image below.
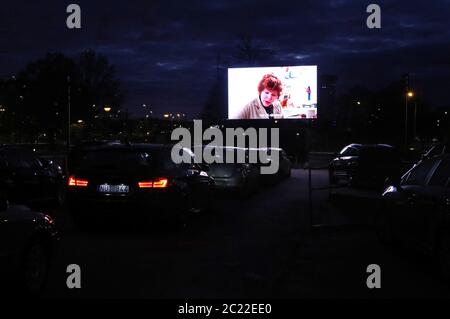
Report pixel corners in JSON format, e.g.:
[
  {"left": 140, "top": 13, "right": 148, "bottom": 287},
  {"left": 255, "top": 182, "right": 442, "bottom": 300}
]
[{"left": 208, "top": 163, "right": 237, "bottom": 178}]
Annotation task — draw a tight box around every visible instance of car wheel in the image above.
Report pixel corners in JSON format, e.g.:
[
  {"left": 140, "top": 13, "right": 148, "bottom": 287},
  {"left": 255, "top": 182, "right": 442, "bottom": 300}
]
[
  {"left": 375, "top": 210, "right": 394, "bottom": 246},
  {"left": 21, "top": 239, "right": 49, "bottom": 296},
  {"left": 437, "top": 234, "right": 450, "bottom": 282}
]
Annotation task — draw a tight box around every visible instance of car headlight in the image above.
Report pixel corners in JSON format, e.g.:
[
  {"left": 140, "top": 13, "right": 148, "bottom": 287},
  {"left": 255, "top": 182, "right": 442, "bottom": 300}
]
[{"left": 382, "top": 186, "right": 397, "bottom": 196}]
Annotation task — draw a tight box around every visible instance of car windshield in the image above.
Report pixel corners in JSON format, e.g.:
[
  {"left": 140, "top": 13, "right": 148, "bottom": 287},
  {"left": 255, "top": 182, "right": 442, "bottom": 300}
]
[{"left": 339, "top": 146, "right": 359, "bottom": 157}]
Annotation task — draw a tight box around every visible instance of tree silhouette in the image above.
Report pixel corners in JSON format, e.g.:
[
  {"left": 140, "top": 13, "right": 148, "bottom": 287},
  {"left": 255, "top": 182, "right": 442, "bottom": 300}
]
[
  {"left": 18, "top": 53, "right": 76, "bottom": 143},
  {"left": 76, "top": 50, "right": 125, "bottom": 120},
  {"left": 10, "top": 51, "right": 125, "bottom": 143},
  {"left": 200, "top": 36, "right": 274, "bottom": 120},
  {"left": 232, "top": 35, "right": 274, "bottom": 66}
]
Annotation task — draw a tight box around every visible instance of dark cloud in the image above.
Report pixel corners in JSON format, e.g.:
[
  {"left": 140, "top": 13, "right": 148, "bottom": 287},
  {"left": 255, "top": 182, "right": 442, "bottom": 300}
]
[{"left": 1, "top": 0, "right": 450, "bottom": 117}]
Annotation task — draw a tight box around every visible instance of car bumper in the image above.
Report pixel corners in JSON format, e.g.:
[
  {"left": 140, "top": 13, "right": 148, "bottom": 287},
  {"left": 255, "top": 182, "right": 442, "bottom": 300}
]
[{"left": 67, "top": 190, "right": 185, "bottom": 219}]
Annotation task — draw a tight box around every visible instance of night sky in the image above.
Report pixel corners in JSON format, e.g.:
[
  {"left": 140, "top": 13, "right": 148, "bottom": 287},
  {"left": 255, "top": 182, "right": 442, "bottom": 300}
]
[{"left": 1, "top": 0, "right": 450, "bottom": 117}]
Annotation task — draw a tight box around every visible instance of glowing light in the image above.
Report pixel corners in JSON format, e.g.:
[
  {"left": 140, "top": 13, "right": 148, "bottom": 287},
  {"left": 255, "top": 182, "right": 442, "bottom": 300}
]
[
  {"left": 138, "top": 178, "right": 169, "bottom": 188},
  {"left": 68, "top": 176, "right": 88, "bottom": 187}
]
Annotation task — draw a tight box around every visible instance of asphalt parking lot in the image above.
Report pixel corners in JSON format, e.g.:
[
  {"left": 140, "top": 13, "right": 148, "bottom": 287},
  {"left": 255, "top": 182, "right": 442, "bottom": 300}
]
[{"left": 40, "top": 169, "right": 450, "bottom": 298}]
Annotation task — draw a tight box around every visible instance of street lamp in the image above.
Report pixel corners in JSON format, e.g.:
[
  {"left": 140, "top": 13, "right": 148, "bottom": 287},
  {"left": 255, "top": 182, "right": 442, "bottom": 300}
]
[
  {"left": 405, "top": 91, "right": 414, "bottom": 149},
  {"left": 104, "top": 106, "right": 112, "bottom": 112}
]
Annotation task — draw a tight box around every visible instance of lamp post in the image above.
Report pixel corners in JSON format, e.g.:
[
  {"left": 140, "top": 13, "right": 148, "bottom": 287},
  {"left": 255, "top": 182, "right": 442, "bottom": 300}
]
[
  {"left": 414, "top": 99, "right": 417, "bottom": 140},
  {"left": 66, "top": 75, "right": 71, "bottom": 175},
  {"left": 405, "top": 91, "right": 414, "bottom": 149},
  {"left": 67, "top": 76, "right": 71, "bottom": 150}
]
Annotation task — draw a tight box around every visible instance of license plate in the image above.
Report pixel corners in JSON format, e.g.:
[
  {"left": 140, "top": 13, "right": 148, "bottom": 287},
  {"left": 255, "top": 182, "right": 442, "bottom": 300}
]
[{"left": 97, "top": 184, "right": 129, "bottom": 193}]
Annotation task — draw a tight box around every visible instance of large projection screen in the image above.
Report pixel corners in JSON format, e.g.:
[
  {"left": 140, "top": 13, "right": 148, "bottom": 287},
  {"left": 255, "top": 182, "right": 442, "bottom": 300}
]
[{"left": 228, "top": 66, "right": 317, "bottom": 120}]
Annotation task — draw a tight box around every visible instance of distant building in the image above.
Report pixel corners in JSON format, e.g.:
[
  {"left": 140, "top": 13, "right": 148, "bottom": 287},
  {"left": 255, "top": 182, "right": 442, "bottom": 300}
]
[{"left": 318, "top": 75, "right": 337, "bottom": 124}]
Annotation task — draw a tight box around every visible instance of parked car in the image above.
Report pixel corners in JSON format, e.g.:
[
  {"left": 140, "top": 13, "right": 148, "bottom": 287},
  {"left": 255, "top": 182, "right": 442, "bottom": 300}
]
[
  {"left": 67, "top": 143, "right": 215, "bottom": 228},
  {"left": 0, "top": 193, "right": 59, "bottom": 296},
  {"left": 278, "top": 148, "right": 292, "bottom": 179},
  {"left": 329, "top": 144, "right": 401, "bottom": 190},
  {"left": 376, "top": 154, "right": 450, "bottom": 281},
  {"left": 251, "top": 147, "right": 292, "bottom": 184},
  {"left": 421, "top": 142, "right": 450, "bottom": 161},
  {"left": 0, "top": 145, "right": 66, "bottom": 208},
  {"left": 197, "top": 146, "right": 260, "bottom": 195},
  {"left": 68, "top": 139, "right": 122, "bottom": 172}
]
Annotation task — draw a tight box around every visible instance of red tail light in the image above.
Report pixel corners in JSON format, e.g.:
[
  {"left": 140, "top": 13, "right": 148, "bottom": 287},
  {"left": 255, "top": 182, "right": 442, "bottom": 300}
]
[
  {"left": 138, "top": 178, "right": 169, "bottom": 189},
  {"left": 138, "top": 181, "right": 153, "bottom": 188},
  {"left": 68, "top": 176, "right": 89, "bottom": 187},
  {"left": 153, "top": 178, "right": 169, "bottom": 188}
]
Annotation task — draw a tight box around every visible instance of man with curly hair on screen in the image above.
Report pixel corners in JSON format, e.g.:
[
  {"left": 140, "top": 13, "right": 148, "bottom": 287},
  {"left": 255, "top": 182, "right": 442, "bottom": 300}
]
[{"left": 235, "top": 73, "right": 284, "bottom": 119}]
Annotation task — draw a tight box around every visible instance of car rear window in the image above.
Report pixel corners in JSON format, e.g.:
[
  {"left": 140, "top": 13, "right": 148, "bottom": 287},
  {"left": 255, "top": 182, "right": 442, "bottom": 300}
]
[{"left": 77, "top": 149, "right": 155, "bottom": 170}]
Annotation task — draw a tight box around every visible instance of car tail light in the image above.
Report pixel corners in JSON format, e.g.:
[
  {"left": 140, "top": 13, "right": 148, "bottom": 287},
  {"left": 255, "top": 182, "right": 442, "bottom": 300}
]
[
  {"left": 68, "top": 176, "right": 89, "bottom": 187},
  {"left": 138, "top": 178, "right": 169, "bottom": 189},
  {"left": 43, "top": 214, "right": 55, "bottom": 225}
]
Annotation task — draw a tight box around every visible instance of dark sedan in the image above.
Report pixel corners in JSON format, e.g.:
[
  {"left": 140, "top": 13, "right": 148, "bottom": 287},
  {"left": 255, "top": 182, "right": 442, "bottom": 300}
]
[
  {"left": 67, "top": 143, "right": 215, "bottom": 228},
  {"left": 0, "top": 145, "right": 66, "bottom": 208},
  {"left": 0, "top": 194, "right": 59, "bottom": 296},
  {"left": 197, "top": 146, "right": 260, "bottom": 195},
  {"left": 376, "top": 155, "right": 450, "bottom": 281},
  {"left": 329, "top": 144, "right": 401, "bottom": 190}
]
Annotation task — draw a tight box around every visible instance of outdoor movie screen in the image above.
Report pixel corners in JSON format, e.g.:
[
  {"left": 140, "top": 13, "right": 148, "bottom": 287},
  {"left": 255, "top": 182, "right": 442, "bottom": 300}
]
[{"left": 228, "top": 66, "right": 317, "bottom": 120}]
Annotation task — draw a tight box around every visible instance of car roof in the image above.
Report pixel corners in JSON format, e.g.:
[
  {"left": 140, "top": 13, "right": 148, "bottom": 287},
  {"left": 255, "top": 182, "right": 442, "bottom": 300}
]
[
  {"left": 72, "top": 143, "right": 171, "bottom": 152},
  {"left": 342, "top": 143, "right": 395, "bottom": 150},
  {"left": 346, "top": 143, "right": 394, "bottom": 149}
]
